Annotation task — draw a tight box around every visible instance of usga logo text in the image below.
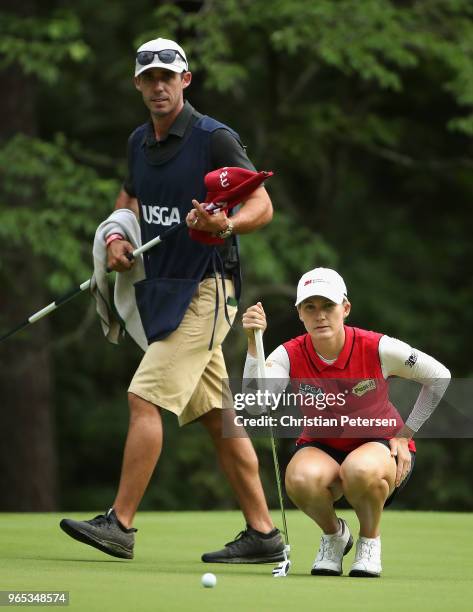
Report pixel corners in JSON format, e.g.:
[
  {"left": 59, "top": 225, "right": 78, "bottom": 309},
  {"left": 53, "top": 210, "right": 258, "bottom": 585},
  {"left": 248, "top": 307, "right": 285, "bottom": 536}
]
[{"left": 141, "top": 205, "right": 181, "bottom": 226}]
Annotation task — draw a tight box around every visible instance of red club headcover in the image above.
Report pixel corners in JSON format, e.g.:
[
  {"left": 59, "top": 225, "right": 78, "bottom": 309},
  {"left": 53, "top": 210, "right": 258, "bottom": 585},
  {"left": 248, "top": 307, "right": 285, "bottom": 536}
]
[{"left": 189, "top": 167, "right": 274, "bottom": 245}]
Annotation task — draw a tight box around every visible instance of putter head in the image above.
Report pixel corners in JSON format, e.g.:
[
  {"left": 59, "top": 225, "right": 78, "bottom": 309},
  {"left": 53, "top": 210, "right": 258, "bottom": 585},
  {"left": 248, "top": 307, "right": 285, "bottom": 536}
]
[
  {"left": 272, "top": 559, "right": 291, "bottom": 578},
  {"left": 272, "top": 544, "right": 291, "bottom": 577}
]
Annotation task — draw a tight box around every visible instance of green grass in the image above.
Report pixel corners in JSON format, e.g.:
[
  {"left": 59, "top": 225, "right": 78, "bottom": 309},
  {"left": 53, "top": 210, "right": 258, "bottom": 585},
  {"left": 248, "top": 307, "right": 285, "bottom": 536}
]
[{"left": 1, "top": 510, "right": 472, "bottom": 611}]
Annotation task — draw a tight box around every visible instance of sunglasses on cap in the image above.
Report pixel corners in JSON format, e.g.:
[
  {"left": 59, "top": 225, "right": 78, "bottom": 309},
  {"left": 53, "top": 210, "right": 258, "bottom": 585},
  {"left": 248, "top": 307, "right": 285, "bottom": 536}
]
[{"left": 136, "top": 49, "right": 187, "bottom": 68}]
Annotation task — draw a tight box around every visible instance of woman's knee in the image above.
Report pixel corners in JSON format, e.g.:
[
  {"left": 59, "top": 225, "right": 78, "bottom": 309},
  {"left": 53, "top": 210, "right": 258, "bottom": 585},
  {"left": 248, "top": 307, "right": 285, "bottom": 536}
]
[
  {"left": 285, "top": 465, "right": 331, "bottom": 500},
  {"left": 340, "top": 459, "right": 387, "bottom": 494}
]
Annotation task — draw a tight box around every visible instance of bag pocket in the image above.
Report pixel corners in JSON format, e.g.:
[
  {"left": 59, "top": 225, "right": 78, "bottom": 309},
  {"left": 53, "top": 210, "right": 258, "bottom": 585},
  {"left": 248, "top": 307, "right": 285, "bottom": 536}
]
[{"left": 134, "top": 277, "right": 199, "bottom": 343}]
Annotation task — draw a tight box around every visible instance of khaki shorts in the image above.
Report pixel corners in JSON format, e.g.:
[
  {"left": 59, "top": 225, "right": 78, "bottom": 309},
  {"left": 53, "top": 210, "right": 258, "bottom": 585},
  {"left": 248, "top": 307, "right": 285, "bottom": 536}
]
[{"left": 128, "top": 277, "right": 237, "bottom": 426}]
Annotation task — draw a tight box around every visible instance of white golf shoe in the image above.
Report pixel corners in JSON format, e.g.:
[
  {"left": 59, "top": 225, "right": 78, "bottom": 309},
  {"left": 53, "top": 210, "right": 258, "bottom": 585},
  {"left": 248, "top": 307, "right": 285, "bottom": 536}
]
[
  {"left": 349, "top": 536, "right": 382, "bottom": 577},
  {"left": 311, "top": 519, "right": 353, "bottom": 576}
]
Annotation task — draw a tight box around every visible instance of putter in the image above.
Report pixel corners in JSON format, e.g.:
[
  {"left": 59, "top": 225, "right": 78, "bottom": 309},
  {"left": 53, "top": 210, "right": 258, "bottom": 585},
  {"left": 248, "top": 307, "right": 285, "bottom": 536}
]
[
  {"left": 254, "top": 328, "right": 291, "bottom": 578},
  {"left": 0, "top": 221, "right": 186, "bottom": 343}
]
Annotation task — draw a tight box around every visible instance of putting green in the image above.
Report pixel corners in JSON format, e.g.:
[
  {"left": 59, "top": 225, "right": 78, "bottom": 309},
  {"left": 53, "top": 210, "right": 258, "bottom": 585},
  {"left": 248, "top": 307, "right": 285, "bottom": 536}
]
[{"left": 1, "top": 510, "right": 472, "bottom": 611}]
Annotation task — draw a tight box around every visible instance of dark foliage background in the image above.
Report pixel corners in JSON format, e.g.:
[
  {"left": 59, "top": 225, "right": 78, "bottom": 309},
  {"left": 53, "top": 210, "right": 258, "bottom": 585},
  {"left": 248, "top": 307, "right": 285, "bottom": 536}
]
[{"left": 1, "top": 0, "right": 472, "bottom": 512}]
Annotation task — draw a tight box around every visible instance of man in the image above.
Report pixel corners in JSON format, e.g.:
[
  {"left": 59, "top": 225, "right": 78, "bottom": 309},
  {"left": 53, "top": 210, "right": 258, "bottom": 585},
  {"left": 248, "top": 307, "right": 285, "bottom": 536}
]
[{"left": 60, "top": 37, "right": 285, "bottom": 564}]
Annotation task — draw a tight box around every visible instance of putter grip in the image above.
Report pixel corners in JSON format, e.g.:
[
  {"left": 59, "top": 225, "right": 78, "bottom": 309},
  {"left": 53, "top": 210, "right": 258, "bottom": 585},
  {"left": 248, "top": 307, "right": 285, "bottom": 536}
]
[{"left": 254, "top": 329, "right": 266, "bottom": 379}]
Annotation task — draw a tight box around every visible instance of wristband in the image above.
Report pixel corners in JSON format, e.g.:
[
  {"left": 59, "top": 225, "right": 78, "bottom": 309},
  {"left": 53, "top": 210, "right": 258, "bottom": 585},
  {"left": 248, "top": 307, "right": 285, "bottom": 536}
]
[{"left": 105, "top": 233, "right": 125, "bottom": 246}]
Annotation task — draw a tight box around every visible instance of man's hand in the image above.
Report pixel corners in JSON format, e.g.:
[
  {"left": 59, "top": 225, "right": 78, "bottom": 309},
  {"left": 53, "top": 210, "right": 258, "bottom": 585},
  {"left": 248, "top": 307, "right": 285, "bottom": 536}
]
[
  {"left": 106, "top": 239, "right": 135, "bottom": 272},
  {"left": 242, "top": 302, "right": 267, "bottom": 357},
  {"left": 186, "top": 199, "right": 231, "bottom": 234}
]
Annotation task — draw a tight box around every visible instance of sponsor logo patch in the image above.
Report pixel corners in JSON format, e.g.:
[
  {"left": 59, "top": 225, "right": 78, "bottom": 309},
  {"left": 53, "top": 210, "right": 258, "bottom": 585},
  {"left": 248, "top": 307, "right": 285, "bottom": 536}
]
[
  {"left": 351, "top": 379, "right": 377, "bottom": 397},
  {"left": 298, "top": 382, "right": 324, "bottom": 396},
  {"left": 304, "top": 278, "right": 328, "bottom": 287},
  {"left": 405, "top": 351, "right": 418, "bottom": 368}
]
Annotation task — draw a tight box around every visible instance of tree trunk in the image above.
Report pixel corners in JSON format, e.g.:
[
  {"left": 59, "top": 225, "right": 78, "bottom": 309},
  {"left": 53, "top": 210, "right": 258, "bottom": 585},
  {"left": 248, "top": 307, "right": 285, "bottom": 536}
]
[{"left": 0, "top": 3, "right": 58, "bottom": 510}]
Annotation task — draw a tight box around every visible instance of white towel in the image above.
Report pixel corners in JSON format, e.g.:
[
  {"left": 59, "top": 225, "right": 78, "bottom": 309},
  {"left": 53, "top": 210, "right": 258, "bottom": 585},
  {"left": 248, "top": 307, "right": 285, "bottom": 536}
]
[{"left": 91, "top": 209, "right": 148, "bottom": 351}]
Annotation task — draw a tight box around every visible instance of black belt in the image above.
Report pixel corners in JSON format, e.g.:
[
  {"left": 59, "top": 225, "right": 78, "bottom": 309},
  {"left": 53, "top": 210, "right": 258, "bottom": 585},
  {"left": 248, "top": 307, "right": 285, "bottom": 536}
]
[{"left": 202, "top": 272, "right": 233, "bottom": 280}]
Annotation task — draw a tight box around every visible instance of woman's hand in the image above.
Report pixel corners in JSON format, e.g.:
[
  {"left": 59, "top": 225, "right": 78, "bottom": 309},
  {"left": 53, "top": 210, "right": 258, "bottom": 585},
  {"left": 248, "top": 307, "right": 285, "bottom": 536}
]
[
  {"left": 389, "top": 433, "right": 413, "bottom": 487},
  {"left": 242, "top": 302, "right": 267, "bottom": 356}
]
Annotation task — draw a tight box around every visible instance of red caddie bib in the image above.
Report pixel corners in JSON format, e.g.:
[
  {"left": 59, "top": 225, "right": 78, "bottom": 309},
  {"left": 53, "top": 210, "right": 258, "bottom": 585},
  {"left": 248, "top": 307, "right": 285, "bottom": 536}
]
[{"left": 283, "top": 326, "right": 416, "bottom": 452}]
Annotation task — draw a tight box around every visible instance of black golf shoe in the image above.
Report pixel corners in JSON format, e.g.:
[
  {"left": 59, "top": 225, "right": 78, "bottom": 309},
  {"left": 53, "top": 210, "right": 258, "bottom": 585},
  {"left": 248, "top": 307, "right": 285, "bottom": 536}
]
[
  {"left": 60, "top": 508, "right": 136, "bottom": 559},
  {"left": 201, "top": 525, "right": 286, "bottom": 563}
]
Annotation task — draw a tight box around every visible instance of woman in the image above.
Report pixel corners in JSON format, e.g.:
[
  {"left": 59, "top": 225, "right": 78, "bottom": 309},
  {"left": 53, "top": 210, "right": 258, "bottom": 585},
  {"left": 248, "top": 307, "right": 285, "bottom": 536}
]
[{"left": 242, "top": 267, "right": 450, "bottom": 577}]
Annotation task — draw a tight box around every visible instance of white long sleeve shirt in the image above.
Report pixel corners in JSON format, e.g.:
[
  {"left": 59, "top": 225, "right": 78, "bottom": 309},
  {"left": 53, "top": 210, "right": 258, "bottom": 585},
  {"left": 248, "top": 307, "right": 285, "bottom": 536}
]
[{"left": 243, "top": 335, "right": 450, "bottom": 432}]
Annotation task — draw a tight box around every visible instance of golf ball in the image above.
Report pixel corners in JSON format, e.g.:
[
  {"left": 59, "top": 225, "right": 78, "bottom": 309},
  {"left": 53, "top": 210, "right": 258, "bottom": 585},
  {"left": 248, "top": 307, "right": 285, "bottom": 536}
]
[{"left": 201, "top": 572, "right": 217, "bottom": 588}]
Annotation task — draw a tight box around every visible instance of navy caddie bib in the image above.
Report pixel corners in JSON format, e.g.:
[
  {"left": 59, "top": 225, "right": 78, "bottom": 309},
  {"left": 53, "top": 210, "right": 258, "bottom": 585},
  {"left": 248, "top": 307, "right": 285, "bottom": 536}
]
[{"left": 127, "top": 115, "right": 241, "bottom": 343}]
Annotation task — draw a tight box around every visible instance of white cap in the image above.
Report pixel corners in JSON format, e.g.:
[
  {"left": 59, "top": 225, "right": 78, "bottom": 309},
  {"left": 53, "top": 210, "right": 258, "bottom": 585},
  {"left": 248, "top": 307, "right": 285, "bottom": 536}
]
[
  {"left": 135, "top": 38, "right": 188, "bottom": 77},
  {"left": 295, "top": 268, "right": 347, "bottom": 306}
]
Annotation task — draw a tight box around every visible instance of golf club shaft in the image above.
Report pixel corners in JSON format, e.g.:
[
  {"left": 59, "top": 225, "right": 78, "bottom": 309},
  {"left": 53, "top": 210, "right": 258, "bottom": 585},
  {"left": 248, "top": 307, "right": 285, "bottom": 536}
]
[
  {"left": 268, "top": 429, "right": 289, "bottom": 548},
  {"left": 0, "top": 221, "right": 186, "bottom": 343},
  {"left": 254, "top": 329, "right": 290, "bottom": 548},
  {"left": 129, "top": 220, "right": 185, "bottom": 258}
]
